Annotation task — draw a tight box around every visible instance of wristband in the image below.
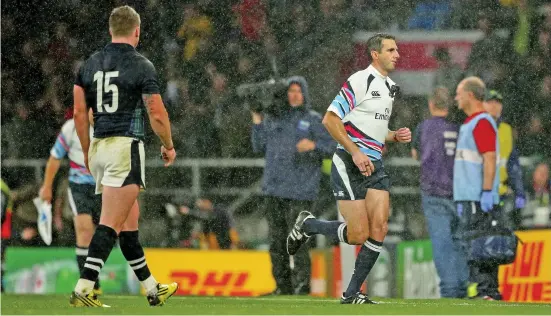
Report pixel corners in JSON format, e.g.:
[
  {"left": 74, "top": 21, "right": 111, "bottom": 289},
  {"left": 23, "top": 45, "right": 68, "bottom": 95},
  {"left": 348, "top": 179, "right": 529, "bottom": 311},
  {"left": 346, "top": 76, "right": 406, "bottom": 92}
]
[{"left": 393, "top": 133, "right": 399, "bottom": 142}]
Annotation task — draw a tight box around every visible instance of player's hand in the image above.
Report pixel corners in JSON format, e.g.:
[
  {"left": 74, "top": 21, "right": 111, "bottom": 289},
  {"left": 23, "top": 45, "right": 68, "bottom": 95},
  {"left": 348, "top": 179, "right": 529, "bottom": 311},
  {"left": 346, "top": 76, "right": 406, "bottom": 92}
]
[
  {"left": 251, "top": 111, "right": 263, "bottom": 125},
  {"left": 395, "top": 127, "right": 412, "bottom": 143},
  {"left": 480, "top": 190, "right": 494, "bottom": 213},
  {"left": 352, "top": 150, "right": 375, "bottom": 177},
  {"left": 39, "top": 186, "right": 53, "bottom": 203},
  {"left": 54, "top": 215, "right": 63, "bottom": 232},
  {"left": 296, "top": 139, "right": 316, "bottom": 153},
  {"left": 84, "top": 153, "right": 90, "bottom": 173},
  {"left": 515, "top": 195, "right": 526, "bottom": 209},
  {"left": 161, "top": 146, "right": 176, "bottom": 167}
]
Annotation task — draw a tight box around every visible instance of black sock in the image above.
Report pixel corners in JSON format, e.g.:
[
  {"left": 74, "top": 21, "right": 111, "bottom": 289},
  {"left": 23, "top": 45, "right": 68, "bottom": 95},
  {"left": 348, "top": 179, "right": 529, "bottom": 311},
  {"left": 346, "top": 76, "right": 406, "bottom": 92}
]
[
  {"left": 77, "top": 247, "right": 101, "bottom": 290},
  {"left": 119, "top": 230, "right": 152, "bottom": 281},
  {"left": 303, "top": 219, "right": 348, "bottom": 244},
  {"left": 344, "top": 238, "right": 383, "bottom": 297},
  {"left": 80, "top": 225, "right": 117, "bottom": 282}
]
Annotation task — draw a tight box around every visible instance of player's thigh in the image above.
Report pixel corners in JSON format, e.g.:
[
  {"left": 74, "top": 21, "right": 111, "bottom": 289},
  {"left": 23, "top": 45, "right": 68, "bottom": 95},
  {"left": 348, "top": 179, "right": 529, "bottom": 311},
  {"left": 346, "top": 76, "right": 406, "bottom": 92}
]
[
  {"left": 121, "top": 200, "right": 140, "bottom": 232},
  {"left": 338, "top": 200, "right": 369, "bottom": 244},
  {"left": 363, "top": 161, "right": 390, "bottom": 235},
  {"left": 365, "top": 188, "right": 390, "bottom": 232},
  {"left": 330, "top": 149, "right": 368, "bottom": 201},
  {"left": 100, "top": 184, "right": 140, "bottom": 232}
]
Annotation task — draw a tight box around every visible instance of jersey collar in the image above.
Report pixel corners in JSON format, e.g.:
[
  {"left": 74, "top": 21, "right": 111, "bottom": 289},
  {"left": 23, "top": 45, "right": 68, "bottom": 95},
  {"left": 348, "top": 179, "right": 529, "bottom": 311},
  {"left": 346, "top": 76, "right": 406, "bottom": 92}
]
[
  {"left": 368, "top": 65, "right": 387, "bottom": 79},
  {"left": 105, "top": 43, "right": 136, "bottom": 52}
]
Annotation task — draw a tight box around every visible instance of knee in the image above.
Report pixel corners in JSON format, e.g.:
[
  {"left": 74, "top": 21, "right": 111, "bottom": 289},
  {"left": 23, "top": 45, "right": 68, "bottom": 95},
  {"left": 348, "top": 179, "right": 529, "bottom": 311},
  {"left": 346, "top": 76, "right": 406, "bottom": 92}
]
[
  {"left": 346, "top": 226, "right": 369, "bottom": 245},
  {"left": 76, "top": 224, "right": 95, "bottom": 246}
]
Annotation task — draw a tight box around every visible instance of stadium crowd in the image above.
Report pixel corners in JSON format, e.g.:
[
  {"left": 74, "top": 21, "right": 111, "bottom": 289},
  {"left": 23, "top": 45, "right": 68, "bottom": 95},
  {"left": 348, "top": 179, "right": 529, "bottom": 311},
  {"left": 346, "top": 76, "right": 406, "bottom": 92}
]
[{"left": 2, "top": 0, "right": 551, "bottom": 248}]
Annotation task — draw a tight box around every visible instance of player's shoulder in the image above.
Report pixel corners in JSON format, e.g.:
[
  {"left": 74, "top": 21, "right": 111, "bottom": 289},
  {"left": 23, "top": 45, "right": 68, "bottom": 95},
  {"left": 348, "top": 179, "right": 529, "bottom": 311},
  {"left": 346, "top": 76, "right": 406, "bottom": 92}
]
[
  {"left": 386, "top": 76, "right": 396, "bottom": 86},
  {"left": 81, "top": 49, "right": 103, "bottom": 66},
  {"left": 61, "top": 119, "right": 76, "bottom": 131},
  {"left": 348, "top": 68, "right": 370, "bottom": 82},
  {"left": 133, "top": 52, "right": 155, "bottom": 68},
  {"left": 60, "top": 119, "right": 76, "bottom": 138}
]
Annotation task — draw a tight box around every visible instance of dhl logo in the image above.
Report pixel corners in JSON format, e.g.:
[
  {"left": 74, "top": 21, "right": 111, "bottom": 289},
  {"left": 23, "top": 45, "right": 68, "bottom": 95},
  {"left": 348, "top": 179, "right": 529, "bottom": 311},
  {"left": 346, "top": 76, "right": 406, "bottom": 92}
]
[
  {"left": 170, "top": 271, "right": 253, "bottom": 296},
  {"left": 501, "top": 241, "right": 551, "bottom": 302}
]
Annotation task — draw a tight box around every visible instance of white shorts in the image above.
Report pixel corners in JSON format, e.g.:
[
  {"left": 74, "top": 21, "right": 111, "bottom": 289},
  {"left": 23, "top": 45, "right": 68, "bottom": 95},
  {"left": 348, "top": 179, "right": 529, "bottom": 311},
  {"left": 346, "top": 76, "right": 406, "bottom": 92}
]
[{"left": 89, "top": 137, "right": 145, "bottom": 194}]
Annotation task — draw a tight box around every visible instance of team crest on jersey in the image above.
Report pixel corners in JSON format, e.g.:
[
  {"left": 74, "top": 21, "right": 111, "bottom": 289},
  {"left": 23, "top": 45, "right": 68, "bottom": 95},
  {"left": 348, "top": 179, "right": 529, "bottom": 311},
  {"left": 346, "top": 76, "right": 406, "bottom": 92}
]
[{"left": 297, "top": 120, "right": 310, "bottom": 131}]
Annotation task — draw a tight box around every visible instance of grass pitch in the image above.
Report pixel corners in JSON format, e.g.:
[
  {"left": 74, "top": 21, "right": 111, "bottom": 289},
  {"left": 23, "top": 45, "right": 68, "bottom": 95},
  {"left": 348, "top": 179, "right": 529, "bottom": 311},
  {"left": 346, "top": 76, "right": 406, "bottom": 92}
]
[{"left": 1, "top": 294, "right": 550, "bottom": 315}]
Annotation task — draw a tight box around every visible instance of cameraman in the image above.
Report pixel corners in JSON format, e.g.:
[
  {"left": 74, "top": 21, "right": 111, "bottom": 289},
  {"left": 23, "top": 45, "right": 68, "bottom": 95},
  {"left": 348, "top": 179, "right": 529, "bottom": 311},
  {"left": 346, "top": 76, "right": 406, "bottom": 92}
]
[{"left": 251, "top": 76, "right": 335, "bottom": 295}]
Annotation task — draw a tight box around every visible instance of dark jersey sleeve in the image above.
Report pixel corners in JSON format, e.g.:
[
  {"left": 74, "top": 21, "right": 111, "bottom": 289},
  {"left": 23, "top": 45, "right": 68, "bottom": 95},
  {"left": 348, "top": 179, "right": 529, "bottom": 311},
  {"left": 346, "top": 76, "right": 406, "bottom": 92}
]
[{"left": 140, "top": 59, "right": 160, "bottom": 94}]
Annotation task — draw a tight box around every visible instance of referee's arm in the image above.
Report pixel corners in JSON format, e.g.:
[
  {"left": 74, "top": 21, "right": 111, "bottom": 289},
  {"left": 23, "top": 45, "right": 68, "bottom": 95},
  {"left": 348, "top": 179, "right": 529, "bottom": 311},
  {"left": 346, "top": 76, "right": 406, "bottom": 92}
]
[{"left": 322, "top": 112, "right": 361, "bottom": 154}]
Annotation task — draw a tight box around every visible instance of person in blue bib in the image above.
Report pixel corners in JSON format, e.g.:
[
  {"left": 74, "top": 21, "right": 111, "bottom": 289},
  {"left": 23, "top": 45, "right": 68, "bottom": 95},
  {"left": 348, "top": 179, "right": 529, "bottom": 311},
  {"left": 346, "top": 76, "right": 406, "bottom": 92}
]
[{"left": 453, "top": 77, "right": 501, "bottom": 300}]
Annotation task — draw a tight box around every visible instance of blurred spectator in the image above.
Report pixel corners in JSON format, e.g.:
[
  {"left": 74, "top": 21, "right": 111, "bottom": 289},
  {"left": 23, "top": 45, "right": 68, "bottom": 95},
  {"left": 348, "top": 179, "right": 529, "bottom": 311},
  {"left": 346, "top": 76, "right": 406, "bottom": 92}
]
[
  {"left": 164, "top": 197, "right": 239, "bottom": 250},
  {"left": 518, "top": 114, "right": 550, "bottom": 157},
  {"left": 512, "top": 0, "right": 533, "bottom": 57},
  {"left": 233, "top": 0, "right": 267, "bottom": 43},
  {"left": 2, "top": 103, "right": 55, "bottom": 159},
  {"left": 251, "top": 76, "right": 335, "bottom": 295},
  {"left": 195, "top": 198, "right": 240, "bottom": 250},
  {"left": 1, "top": 179, "right": 13, "bottom": 292},
  {"left": 465, "top": 12, "right": 506, "bottom": 85},
  {"left": 483, "top": 90, "right": 526, "bottom": 229},
  {"left": 522, "top": 162, "right": 551, "bottom": 228},
  {"left": 411, "top": 87, "right": 467, "bottom": 298},
  {"left": 177, "top": 4, "right": 213, "bottom": 62},
  {"left": 433, "top": 47, "right": 463, "bottom": 93},
  {"left": 408, "top": 1, "right": 451, "bottom": 30},
  {"left": 535, "top": 75, "right": 551, "bottom": 121},
  {"left": 346, "top": 0, "right": 383, "bottom": 31}
]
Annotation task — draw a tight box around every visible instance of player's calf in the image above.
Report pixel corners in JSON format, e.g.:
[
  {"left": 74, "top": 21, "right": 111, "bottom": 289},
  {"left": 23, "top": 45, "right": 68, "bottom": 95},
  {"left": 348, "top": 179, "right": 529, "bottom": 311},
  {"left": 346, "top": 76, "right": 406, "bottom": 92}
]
[
  {"left": 74, "top": 225, "right": 118, "bottom": 295},
  {"left": 119, "top": 230, "right": 179, "bottom": 306}
]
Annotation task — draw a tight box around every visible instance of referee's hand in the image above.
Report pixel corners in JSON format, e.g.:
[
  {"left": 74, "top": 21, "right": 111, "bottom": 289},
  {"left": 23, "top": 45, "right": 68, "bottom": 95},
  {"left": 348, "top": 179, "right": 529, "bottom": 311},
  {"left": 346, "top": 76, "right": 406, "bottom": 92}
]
[
  {"left": 394, "top": 127, "right": 412, "bottom": 143},
  {"left": 352, "top": 151, "right": 375, "bottom": 177}
]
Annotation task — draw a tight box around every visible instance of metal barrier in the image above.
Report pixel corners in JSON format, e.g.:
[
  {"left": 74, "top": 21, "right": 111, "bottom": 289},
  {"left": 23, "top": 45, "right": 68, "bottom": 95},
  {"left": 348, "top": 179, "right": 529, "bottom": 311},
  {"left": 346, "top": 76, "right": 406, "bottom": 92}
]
[{"left": 1, "top": 156, "right": 535, "bottom": 199}]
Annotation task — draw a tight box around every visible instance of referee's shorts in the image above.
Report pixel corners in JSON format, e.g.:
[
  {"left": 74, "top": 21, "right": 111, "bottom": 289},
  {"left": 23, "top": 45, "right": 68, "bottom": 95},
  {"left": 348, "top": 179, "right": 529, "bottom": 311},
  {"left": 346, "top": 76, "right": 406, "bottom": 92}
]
[
  {"left": 330, "top": 149, "right": 390, "bottom": 201},
  {"left": 67, "top": 182, "right": 101, "bottom": 224}
]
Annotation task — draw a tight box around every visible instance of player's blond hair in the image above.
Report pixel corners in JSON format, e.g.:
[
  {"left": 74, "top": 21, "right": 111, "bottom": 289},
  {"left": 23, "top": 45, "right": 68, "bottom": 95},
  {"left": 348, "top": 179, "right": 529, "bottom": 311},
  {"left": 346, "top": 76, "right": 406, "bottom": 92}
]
[
  {"left": 109, "top": 5, "right": 141, "bottom": 37},
  {"left": 431, "top": 86, "right": 451, "bottom": 110}
]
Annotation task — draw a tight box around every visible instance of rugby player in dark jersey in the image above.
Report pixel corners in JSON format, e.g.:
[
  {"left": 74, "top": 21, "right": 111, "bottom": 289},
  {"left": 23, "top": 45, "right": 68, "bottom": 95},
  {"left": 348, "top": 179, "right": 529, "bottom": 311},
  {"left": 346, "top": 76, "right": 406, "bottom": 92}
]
[{"left": 69, "top": 5, "right": 177, "bottom": 307}]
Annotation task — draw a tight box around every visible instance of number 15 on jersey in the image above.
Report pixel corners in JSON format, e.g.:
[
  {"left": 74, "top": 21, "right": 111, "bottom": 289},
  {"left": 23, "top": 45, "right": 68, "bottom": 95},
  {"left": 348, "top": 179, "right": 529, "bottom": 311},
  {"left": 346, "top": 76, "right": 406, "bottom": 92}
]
[{"left": 93, "top": 71, "right": 119, "bottom": 113}]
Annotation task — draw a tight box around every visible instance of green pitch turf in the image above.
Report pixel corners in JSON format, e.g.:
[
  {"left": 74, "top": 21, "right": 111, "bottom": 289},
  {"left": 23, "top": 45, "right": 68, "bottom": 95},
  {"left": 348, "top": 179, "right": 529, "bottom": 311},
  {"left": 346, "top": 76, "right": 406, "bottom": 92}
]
[{"left": 1, "top": 294, "right": 550, "bottom": 315}]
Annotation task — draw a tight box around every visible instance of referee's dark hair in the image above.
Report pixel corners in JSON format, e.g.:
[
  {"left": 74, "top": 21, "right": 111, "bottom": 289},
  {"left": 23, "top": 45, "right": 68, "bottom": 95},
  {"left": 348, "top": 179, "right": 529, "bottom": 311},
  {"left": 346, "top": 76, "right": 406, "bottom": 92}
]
[
  {"left": 462, "top": 76, "right": 486, "bottom": 101},
  {"left": 367, "top": 33, "right": 396, "bottom": 54}
]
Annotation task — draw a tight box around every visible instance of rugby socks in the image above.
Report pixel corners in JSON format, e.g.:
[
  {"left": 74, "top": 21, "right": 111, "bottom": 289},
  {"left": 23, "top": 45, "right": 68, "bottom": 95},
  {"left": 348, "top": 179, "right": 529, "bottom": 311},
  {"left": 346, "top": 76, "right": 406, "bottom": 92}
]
[
  {"left": 75, "top": 246, "right": 88, "bottom": 275},
  {"left": 119, "top": 230, "right": 158, "bottom": 295},
  {"left": 76, "top": 246, "right": 101, "bottom": 290},
  {"left": 74, "top": 225, "right": 117, "bottom": 295},
  {"left": 303, "top": 219, "right": 349, "bottom": 244},
  {"left": 344, "top": 238, "right": 383, "bottom": 297}
]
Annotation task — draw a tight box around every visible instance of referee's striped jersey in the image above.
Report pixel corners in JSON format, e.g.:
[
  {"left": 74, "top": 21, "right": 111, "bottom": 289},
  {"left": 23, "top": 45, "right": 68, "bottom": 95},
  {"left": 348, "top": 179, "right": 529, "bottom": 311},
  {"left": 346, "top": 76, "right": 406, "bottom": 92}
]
[{"left": 327, "top": 65, "right": 396, "bottom": 161}]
